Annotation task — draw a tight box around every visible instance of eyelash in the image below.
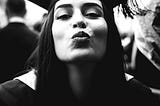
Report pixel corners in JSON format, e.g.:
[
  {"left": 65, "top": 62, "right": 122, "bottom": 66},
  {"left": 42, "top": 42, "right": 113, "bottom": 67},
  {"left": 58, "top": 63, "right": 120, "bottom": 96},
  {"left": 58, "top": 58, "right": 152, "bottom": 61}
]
[
  {"left": 57, "top": 12, "right": 101, "bottom": 20},
  {"left": 57, "top": 14, "right": 71, "bottom": 20},
  {"left": 85, "top": 12, "right": 101, "bottom": 18}
]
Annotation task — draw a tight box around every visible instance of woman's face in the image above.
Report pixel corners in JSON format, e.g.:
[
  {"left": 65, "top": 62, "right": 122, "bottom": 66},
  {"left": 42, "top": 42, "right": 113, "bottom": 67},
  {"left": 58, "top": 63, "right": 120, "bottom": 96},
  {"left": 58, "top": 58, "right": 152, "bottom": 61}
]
[{"left": 52, "top": 0, "right": 108, "bottom": 62}]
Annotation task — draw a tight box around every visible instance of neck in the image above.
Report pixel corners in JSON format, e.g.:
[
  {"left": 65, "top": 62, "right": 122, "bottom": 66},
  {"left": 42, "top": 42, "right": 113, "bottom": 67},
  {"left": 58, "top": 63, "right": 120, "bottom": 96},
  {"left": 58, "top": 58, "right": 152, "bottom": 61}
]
[{"left": 67, "top": 62, "right": 95, "bottom": 100}]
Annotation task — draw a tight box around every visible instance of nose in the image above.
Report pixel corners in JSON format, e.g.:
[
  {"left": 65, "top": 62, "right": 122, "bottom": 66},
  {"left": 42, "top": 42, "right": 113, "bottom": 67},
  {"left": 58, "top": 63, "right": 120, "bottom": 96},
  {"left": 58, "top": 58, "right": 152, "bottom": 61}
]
[{"left": 72, "top": 10, "right": 87, "bottom": 28}]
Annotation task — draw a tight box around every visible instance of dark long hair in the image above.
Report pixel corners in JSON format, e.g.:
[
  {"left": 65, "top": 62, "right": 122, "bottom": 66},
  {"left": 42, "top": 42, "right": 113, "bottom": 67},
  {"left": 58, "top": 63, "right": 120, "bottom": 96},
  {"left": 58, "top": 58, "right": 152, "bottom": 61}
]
[{"left": 32, "top": 0, "right": 128, "bottom": 105}]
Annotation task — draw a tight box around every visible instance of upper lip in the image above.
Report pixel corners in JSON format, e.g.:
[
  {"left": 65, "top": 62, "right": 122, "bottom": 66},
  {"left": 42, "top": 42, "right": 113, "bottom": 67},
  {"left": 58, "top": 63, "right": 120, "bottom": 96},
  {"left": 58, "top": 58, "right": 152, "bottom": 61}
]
[{"left": 72, "top": 31, "right": 90, "bottom": 39}]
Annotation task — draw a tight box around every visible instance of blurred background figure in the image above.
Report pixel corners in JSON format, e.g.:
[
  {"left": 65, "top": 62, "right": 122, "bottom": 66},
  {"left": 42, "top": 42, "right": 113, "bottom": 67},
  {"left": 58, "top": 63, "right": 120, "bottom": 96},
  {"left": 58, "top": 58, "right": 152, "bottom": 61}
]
[
  {"left": 0, "top": 0, "right": 8, "bottom": 29},
  {"left": 0, "top": 0, "right": 47, "bottom": 32},
  {"left": 33, "top": 13, "right": 48, "bottom": 34},
  {"left": 118, "top": 0, "right": 160, "bottom": 97},
  {"left": 114, "top": 4, "right": 135, "bottom": 66},
  {"left": 0, "top": 0, "right": 39, "bottom": 83},
  {"left": 24, "top": 0, "right": 48, "bottom": 33}
]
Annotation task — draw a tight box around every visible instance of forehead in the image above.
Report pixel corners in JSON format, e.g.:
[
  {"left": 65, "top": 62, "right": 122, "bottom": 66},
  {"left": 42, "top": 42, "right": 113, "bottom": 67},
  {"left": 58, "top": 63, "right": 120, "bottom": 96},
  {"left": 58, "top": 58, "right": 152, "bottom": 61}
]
[{"left": 54, "top": 0, "right": 102, "bottom": 9}]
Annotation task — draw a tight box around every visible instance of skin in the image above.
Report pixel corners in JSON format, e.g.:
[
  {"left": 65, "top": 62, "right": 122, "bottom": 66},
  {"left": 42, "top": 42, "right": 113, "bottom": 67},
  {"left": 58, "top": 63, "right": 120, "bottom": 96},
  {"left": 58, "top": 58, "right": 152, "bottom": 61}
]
[
  {"left": 51, "top": 0, "right": 108, "bottom": 100},
  {"left": 52, "top": 0, "right": 108, "bottom": 63}
]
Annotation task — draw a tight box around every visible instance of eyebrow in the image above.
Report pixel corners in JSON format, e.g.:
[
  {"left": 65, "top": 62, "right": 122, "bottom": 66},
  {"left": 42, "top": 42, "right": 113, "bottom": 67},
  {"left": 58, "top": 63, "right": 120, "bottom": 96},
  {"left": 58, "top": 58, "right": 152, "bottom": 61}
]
[
  {"left": 82, "top": 3, "right": 103, "bottom": 10},
  {"left": 55, "top": 3, "right": 102, "bottom": 10},
  {"left": 55, "top": 4, "right": 73, "bottom": 10}
]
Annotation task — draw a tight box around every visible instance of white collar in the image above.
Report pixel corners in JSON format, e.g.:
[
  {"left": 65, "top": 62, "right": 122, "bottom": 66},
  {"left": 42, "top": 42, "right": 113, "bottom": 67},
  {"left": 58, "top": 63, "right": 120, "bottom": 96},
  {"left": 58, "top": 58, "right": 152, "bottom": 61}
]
[
  {"left": 125, "top": 73, "right": 134, "bottom": 81},
  {"left": 14, "top": 69, "right": 37, "bottom": 90},
  {"left": 9, "top": 16, "right": 25, "bottom": 23},
  {"left": 13, "top": 70, "right": 133, "bottom": 90}
]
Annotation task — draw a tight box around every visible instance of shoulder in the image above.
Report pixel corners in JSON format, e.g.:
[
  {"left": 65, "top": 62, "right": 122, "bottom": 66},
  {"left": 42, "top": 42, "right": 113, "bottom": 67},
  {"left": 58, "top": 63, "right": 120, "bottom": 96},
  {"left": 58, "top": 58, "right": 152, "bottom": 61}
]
[
  {"left": 0, "top": 76, "right": 35, "bottom": 106},
  {"left": 125, "top": 73, "right": 151, "bottom": 92},
  {"left": 125, "top": 73, "right": 160, "bottom": 105},
  {"left": 0, "top": 25, "right": 9, "bottom": 34}
]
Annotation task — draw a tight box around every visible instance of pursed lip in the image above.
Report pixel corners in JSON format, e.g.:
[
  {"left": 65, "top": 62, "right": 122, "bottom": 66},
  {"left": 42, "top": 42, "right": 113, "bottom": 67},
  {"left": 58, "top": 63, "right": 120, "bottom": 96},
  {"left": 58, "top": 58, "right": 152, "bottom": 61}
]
[
  {"left": 72, "top": 31, "right": 90, "bottom": 39},
  {"left": 71, "top": 31, "right": 91, "bottom": 48}
]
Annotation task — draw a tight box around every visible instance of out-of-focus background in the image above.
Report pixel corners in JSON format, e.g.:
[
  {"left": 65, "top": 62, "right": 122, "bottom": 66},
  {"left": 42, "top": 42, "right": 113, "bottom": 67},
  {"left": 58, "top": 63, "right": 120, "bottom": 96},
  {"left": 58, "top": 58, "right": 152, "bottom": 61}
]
[
  {"left": 0, "top": 0, "right": 133, "bottom": 34},
  {"left": 0, "top": 0, "right": 47, "bottom": 30},
  {"left": 1, "top": 0, "right": 160, "bottom": 98}
]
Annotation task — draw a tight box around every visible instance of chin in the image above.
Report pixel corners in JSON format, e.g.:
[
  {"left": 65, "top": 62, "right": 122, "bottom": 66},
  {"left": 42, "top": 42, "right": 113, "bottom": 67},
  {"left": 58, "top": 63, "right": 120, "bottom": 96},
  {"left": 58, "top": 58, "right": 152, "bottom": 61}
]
[
  {"left": 67, "top": 50, "right": 100, "bottom": 62},
  {"left": 73, "top": 48, "right": 94, "bottom": 56}
]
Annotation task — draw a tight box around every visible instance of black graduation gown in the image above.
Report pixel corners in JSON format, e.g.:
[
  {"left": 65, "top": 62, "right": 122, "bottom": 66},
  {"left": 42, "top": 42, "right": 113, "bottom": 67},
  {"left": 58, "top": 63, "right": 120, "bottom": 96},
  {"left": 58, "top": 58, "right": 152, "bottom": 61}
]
[{"left": 0, "top": 78, "right": 159, "bottom": 106}]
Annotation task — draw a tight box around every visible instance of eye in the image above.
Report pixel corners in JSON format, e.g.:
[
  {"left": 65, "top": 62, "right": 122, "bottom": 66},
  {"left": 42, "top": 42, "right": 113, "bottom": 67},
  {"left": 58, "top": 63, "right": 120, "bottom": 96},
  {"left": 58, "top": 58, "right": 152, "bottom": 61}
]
[
  {"left": 57, "top": 14, "right": 71, "bottom": 20},
  {"left": 85, "top": 12, "right": 101, "bottom": 18},
  {"left": 84, "top": 8, "right": 102, "bottom": 19}
]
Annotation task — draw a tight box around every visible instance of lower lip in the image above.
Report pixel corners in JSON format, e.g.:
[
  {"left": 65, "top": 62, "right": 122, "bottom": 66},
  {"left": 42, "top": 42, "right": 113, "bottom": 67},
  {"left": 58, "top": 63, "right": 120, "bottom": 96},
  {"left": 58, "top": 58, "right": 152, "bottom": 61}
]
[
  {"left": 73, "top": 37, "right": 90, "bottom": 40},
  {"left": 72, "top": 37, "right": 90, "bottom": 47}
]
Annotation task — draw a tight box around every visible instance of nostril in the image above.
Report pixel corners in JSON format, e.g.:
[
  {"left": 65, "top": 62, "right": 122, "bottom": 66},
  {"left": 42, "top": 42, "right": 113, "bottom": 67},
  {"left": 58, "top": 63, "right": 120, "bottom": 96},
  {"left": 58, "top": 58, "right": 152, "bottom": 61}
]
[
  {"left": 73, "top": 24, "right": 78, "bottom": 28},
  {"left": 73, "top": 21, "right": 87, "bottom": 28},
  {"left": 80, "top": 22, "right": 87, "bottom": 28},
  {"left": 78, "top": 22, "right": 86, "bottom": 28}
]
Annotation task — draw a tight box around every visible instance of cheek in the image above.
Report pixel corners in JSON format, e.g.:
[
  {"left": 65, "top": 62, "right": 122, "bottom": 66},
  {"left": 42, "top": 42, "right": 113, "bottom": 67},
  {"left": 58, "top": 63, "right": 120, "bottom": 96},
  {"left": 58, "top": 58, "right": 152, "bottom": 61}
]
[
  {"left": 90, "top": 19, "right": 108, "bottom": 57},
  {"left": 92, "top": 19, "right": 108, "bottom": 43},
  {"left": 52, "top": 22, "right": 66, "bottom": 40},
  {"left": 52, "top": 20, "right": 71, "bottom": 49},
  {"left": 52, "top": 22, "right": 68, "bottom": 57}
]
